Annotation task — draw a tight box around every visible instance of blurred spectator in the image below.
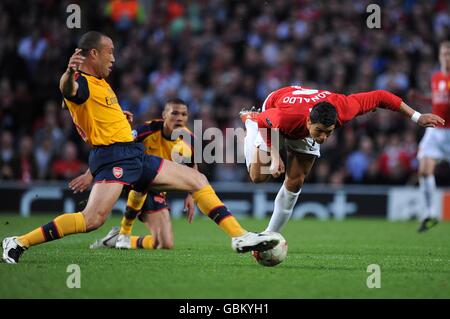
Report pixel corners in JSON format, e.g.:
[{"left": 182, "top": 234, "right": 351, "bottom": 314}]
[
  {"left": 0, "top": 130, "right": 14, "bottom": 180},
  {"left": 375, "top": 63, "right": 409, "bottom": 95},
  {"left": 148, "top": 58, "right": 182, "bottom": 103},
  {"left": 378, "top": 134, "right": 413, "bottom": 185},
  {"left": 51, "top": 141, "right": 87, "bottom": 181},
  {"left": 34, "top": 134, "right": 54, "bottom": 180},
  {"left": 17, "top": 30, "right": 48, "bottom": 76},
  {"left": 0, "top": 0, "right": 448, "bottom": 185},
  {"left": 34, "top": 101, "right": 65, "bottom": 154},
  {"left": 120, "top": 87, "right": 148, "bottom": 119},
  {"left": 105, "top": 0, "right": 146, "bottom": 30},
  {"left": 346, "top": 136, "right": 375, "bottom": 183},
  {"left": 11, "top": 135, "right": 38, "bottom": 183}
]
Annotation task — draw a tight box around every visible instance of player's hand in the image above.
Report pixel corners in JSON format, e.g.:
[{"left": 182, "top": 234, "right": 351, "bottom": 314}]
[
  {"left": 418, "top": 113, "right": 445, "bottom": 128},
  {"left": 69, "top": 170, "right": 93, "bottom": 193},
  {"left": 184, "top": 194, "right": 195, "bottom": 224},
  {"left": 123, "top": 110, "right": 134, "bottom": 124},
  {"left": 269, "top": 157, "right": 285, "bottom": 178},
  {"left": 67, "top": 48, "right": 85, "bottom": 74}
]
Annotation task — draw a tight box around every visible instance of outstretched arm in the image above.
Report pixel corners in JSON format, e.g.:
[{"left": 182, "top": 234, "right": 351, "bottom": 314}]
[
  {"left": 398, "top": 101, "right": 445, "bottom": 128},
  {"left": 60, "top": 48, "right": 84, "bottom": 97},
  {"left": 348, "top": 90, "right": 444, "bottom": 127}
]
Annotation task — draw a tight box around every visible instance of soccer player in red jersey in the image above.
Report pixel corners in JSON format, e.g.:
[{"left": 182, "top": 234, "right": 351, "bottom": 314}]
[
  {"left": 415, "top": 41, "right": 450, "bottom": 232},
  {"left": 240, "top": 86, "right": 444, "bottom": 233}
]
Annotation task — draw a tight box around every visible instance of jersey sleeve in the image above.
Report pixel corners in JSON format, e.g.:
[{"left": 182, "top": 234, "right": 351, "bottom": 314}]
[
  {"left": 340, "top": 90, "right": 402, "bottom": 124},
  {"left": 132, "top": 121, "right": 162, "bottom": 143},
  {"left": 62, "top": 73, "right": 89, "bottom": 104}
]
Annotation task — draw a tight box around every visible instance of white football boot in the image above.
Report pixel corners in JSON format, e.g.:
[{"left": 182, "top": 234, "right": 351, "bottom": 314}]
[
  {"left": 115, "top": 233, "right": 132, "bottom": 249},
  {"left": 90, "top": 226, "right": 120, "bottom": 249},
  {"left": 2, "top": 237, "right": 27, "bottom": 264},
  {"left": 231, "top": 231, "right": 280, "bottom": 253}
]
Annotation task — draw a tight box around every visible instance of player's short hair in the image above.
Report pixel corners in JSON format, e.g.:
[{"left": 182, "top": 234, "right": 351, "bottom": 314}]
[
  {"left": 165, "top": 98, "right": 188, "bottom": 108},
  {"left": 78, "top": 31, "right": 107, "bottom": 56},
  {"left": 310, "top": 102, "right": 337, "bottom": 127},
  {"left": 440, "top": 41, "right": 450, "bottom": 50}
]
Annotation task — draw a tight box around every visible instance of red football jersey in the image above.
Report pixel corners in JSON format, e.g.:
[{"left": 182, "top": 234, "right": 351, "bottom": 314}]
[
  {"left": 431, "top": 72, "right": 450, "bottom": 128},
  {"left": 257, "top": 86, "right": 402, "bottom": 140}
]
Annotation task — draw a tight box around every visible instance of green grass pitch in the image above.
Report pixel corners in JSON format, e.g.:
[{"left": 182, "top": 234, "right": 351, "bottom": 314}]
[{"left": 0, "top": 214, "right": 449, "bottom": 298}]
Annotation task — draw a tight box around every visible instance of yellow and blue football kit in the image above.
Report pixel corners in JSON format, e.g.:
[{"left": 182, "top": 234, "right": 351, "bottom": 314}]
[
  {"left": 17, "top": 72, "right": 164, "bottom": 248},
  {"left": 63, "top": 71, "right": 163, "bottom": 186},
  {"left": 133, "top": 119, "right": 194, "bottom": 217},
  {"left": 15, "top": 71, "right": 244, "bottom": 254}
]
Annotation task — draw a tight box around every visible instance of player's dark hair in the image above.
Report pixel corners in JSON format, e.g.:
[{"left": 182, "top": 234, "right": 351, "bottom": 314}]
[
  {"left": 78, "top": 31, "right": 107, "bottom": 56},
  {"left": 440, "top": 41, "right": 450, "bottom": 50},
  {"left": 310, "top": 102, "right": 337, "bottom": 127},
  {"left": 165, "top": 98, "right": 188, "bottom": 108}
]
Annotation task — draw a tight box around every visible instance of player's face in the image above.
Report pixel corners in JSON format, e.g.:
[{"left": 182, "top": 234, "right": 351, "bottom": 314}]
[
  {"left": 307, "top": 121, "right": 335, "bottom": 144},
  {"left": 439, "top": 46, "right": 450, "bottom": 70},
  {"left": 163, "top": 104, "right": 189, "bottom": 132},
  {"left": 94, "top": 37, "right": 115, "bottom": 78}
]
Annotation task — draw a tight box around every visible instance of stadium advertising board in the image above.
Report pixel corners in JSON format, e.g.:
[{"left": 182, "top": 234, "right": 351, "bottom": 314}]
[
  {"left": 2, "top": 182, "right": 448, "bottom": 220},
  {"left": 0, "top": 182, "right": 388, "bottom": 219}
]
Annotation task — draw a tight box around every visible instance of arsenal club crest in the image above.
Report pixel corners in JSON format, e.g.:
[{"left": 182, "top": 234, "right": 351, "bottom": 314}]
[{"left": 112, "top": 167, "right": 123, "bottom": 179}]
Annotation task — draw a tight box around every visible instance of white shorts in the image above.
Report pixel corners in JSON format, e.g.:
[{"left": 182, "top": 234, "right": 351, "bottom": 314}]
[
  {"left": 417, "top": 127, "right": 450, "bottom": 162},
  {"left": 254, "top": 131, "right": 321, "bottom": 157}
]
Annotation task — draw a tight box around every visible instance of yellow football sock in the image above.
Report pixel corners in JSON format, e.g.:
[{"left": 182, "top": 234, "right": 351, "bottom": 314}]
[
  {"left": 131, "top": 235, "right": 154, "bottom": 249},
  {"left": 128, "top": 190, "right": 147, "bottom": 210},
  {"left": 18, "top": 212, "right": 86, "bottom": 248},
  {"left": 119, "top": 191, "right": 147, "bottom": 235},
  {"left": 119, "top": 214, "right": 137, "bottom": 235},
  {"left": 192, "top": 185, "right": 246, "bottom": 237}
]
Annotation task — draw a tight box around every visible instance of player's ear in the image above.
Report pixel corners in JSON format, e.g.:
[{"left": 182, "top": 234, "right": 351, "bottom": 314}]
[{"left": 89, "top": 48, "right": 99, "bottom": 59}]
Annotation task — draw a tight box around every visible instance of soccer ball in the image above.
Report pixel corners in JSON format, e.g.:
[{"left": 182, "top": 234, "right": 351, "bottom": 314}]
[{"left": 252, "top": 232, "right": 287, "bottom": 267}]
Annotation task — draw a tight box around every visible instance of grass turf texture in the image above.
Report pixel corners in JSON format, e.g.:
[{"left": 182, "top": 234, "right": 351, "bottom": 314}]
[{"left": 1, "top": 215, "right": 449, "bottom": 298}]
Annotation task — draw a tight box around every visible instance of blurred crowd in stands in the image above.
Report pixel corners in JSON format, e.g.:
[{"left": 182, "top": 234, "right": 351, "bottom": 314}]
[{"left": 0, "top": 0, "right": 449, "bottom": 185}]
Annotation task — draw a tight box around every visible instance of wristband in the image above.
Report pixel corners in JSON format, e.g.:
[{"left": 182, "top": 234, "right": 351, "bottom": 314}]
[{"left": 411, "top": 111, "right": 421, "bottom": 123}]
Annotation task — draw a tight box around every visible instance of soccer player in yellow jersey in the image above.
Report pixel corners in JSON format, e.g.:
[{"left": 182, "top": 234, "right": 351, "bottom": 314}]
[
  {"left": 72, "top": 98, "right": 196, "bottom": 250},
  {"left": 2, "top": 31, "right": 279, "bottom": 263}
]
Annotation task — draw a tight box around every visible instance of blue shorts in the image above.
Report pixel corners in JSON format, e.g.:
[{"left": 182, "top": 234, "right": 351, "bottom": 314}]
[
  {"left": 89, "top": 142, "right": 164, "bottom": 191},
  {"left": 138, "top": 191, "right": 170, "bottom": 222}
]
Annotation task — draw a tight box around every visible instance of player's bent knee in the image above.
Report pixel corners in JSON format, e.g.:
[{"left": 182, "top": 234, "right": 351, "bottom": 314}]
[
  {"left": 83, "top": 215, "right": 107, "bottom": 232},
  {"left": 190, "top": 172, "right": 209, "bottom": 191},
  {"left": 82, "top": 209, "right": 109, "bottom": 231},
  {"left": 285, "top": 176, "right": 304, "bottom": 192}
]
